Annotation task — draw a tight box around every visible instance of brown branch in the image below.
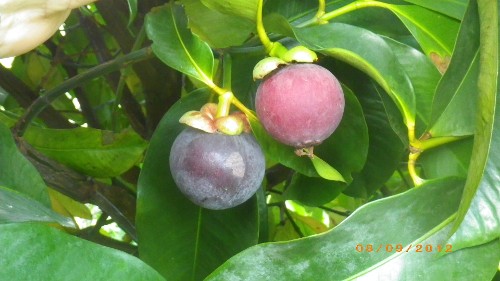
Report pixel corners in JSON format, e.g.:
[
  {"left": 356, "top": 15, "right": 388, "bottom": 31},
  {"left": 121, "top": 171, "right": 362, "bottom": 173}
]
[
  {"left": 95, "top": 0, "right": 182, "bottom": 137},
  {"left": 17, "top": 139, "right": 137, "bottom": 241},
  {"left": 64, "top": 66, "right": 102, "bottom": 128},
  {"left": 77, "top": 10, "right": 147, "bottom": 138},
  {"left": 0, "top": 64, "right": 74, "bottom": 129}
]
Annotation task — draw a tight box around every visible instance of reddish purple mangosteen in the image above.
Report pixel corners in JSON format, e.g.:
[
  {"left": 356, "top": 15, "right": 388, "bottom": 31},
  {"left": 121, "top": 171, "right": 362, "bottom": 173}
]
[{"left": 255, "top": 63, "right": 345, "bottom": 152}]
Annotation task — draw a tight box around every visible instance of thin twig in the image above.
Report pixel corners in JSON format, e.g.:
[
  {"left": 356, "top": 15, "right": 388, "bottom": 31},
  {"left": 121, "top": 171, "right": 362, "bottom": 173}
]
[
  {"left": 13, "top": 47, "right": 153, "bottom": 137},
  {"left": 284, "top": 208, "right": 304, "bottom": 238},
  {"left": 319, "top": 206, "right": 351, "bottom": 217}
]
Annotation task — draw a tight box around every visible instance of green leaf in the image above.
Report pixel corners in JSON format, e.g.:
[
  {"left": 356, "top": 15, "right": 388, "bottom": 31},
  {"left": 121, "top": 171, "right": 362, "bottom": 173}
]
[
  {"left": 428, "top": 0, "right": 480, "bottom": 137},
  {"left": 419, "top": 138, "right": 473, "bottom": 179},
  {"left": 345, "top": 80, "right": 407, "bottom": 198},
  {"left": 0, "top": 123, "right": 50, "bottom": 207},
  {"left": 181, "top": 0, "right": 254, "bottom": 48},
  {"left": 284, "top": 173, "right": 344, "bottom": 206},
  {"left": 127, "top": 0, "right": 138, "bottom": 26},
  {"left": 136, "top": 89, "right": 259, "bottom": 281},
  {"left": 48, "top": 188, "right": 92, "bottom": 220},
  {"left": 293, "top": 23, "right": 416, "bottom": 129},
  {"left": 374, "top": 81, "right": 410, "bottom": 146},
  {"left": 207, "top": 178, "right": 500, "bottom": 280},
  {"left": 248, "top": 116, "right": 318, "bottom": 178},
  {"left": 448, "top": 0, "right": 500, "bottom": 251},
  {"left": 229, "top": 50, "right": 266, "bottom": 107},
  {"left": 404, "top": 0, "right": 468, "bottom": 20},
  {"left": 310, "top": 156, "right": 345, "bottom": 182},
  {"left": 387, "top": 4, "right": 460, "bottom": 59},
  {"left": 23, "top": 127, "right": 147, "bottom": 178},
  {"left": 0, "top": 186, "right": 73, "bottom": 227},
  {"left": 382, "top": 36, "right": 442, "bottom": 127},
  {"left": 314, "top": 85, "right": 368, "bottom": 182},
  {"left": 264, "top": 0, "right": 317, "bottom": 21},
  {"left": 146, "top": 3, "right": 214, "bottom": 85},
  {"left": 0, "top": 223, "right": 165, "bottom": 281},
  {"left": 201, "top": 0, "right": 258, "bottom": 22},
  {"left": 326, "top": 2, "right": 412, "bottom": 45}
]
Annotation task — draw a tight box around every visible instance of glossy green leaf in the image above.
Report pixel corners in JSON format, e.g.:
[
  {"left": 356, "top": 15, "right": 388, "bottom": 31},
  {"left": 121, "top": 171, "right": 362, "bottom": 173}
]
[
  {"left": 264, "top": 0, "right": 317, "bottom": 21},
  {"left": 23, "top": 127, "right": 147, "bottom": 178},
  {"left": 0, "top": 223, "right": 165, "bottom": 281},
  {"left": 448, "top": 0, "right": 500, "bottom": 251},
  {"left": 382, "top": 36, "right": 442, "bottom": 127},
  {"left": 428, "top": 1, "right": 480, "bottom": 137},
  {"left": 207, "top": 178, "right": 499, "bottom": 280},
  {"left": 229, "top": 50, "right": 266, "bottom": 107},
  {"left": 146, "top": 3, "right": 214, "bottom": 84},
  {"left": 284, "top": 173, "right": 344, "bottom": 206},
  {"left": 0, "top": 123, "right": 50, "bottom": 207},
  {"left": 345, "top": 79, "right": 407, "bottom": 198},
  {"left": 201, "top": 0, "right": 258, "bottom": 22},
  {"left": 419, "top": 138, "right": 473, "bottom": 179},
  {"left": 0, "top": 186, "right": 73, "bottom": 227},
  {"left": 404, "top": 0, "right": 468, "bottom": 20},
  {"left": 375, "top": 82, "right": 410, "bottom": 145},
  {"left": 388, "top": 4, "right": 460, "bottom": 58},
  {"left": 136, "top": 89, "right": 259, "bottom": 281},
  {"left": 293, "top": 23, "right": 416, "bottom": 128},
  {"left": 327, "top": 1, "right": 412, "bottom": 45},
  {"left": 314, "top": 86, "right": 368, "bottom": 183},
  {"left": 181, "top": 0, "right": 254, "bottom": 48},
  {"left": 248, "top": 116, "right": 318, "bottom": 178}
]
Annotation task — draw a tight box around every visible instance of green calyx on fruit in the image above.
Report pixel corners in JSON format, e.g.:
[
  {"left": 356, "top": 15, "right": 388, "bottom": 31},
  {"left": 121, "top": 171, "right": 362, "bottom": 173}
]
[
  {"left": 282, "top": 46, "right": 318, "bottom": 63},
  {"left": 179, "top": 103, "right": 250, "bottom": 135},
  {"left": 253, "top": 46, "right": 319, "bottom": 80},
  {"left": 267, "top": 41, "right": 289, "bottom": 58},
  {"left": 215, "top": 115, "right": 244, "bottom": 136},
  {"left": 253, "top": 57, "right": 288, "bottom": 80}
]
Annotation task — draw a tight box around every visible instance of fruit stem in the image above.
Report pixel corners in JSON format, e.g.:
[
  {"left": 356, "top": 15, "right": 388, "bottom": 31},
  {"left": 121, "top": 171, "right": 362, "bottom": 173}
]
[
  {"left": 314, "top": 0, "right": 327, "bottom": 24},
  {"left": 255, "top": 0, "right": 289, "bottom": 58},
  {"left": 256, "top": 0, "right": 272, "bottom": 52},
  {"left": 408, "top": 133, "right": 468, "bottom": 186},
  {"left": 408, "top": 151, "right": 425, "bottom": 186},
  {"left": 297, "top": 0, "right": 391, "bottom": 28},
  {"left": 216, "top": 92, "right": 233, "bottom": 118},
  {"left": 209, "top": 83, "right": 256, "bottom": 120}
]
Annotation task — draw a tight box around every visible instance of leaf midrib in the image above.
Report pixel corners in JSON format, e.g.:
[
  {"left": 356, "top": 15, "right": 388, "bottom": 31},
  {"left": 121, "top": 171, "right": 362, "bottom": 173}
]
[
  {"left": 391, "top": 5, "right": 454, "bottom": 55},
  {"left": 428, "top": 49, "right": 479, "bottom": 132},
  {"left": 170, "top": 5, "right": 213, "bottom": 85}
]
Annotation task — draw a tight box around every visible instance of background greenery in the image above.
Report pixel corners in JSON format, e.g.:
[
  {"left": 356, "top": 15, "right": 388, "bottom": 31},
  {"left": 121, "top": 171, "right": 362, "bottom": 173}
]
[{"left": 0, "top": 0, "right": 498, "bottom": 280}]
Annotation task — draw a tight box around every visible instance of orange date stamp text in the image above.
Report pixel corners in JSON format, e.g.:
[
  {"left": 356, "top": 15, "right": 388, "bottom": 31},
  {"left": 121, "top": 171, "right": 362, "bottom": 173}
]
[{"left": 355, "top": 243, "right": 453, "bottom": 253}]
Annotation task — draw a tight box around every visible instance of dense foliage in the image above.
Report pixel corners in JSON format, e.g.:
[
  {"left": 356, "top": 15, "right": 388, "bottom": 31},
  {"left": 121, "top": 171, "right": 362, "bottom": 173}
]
[{"left": 0, "top": 0, "right": 498, "bottom": 280}]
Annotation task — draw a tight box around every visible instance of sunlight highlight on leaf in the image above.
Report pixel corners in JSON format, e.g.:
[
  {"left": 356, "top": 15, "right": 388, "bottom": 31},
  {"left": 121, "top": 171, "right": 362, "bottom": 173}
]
[
  {"left": 146, "top": 3, "right": 214, "bottom": 85},
  {"left": 310, "top": 156, "right": 345, "bottom": 182}
]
